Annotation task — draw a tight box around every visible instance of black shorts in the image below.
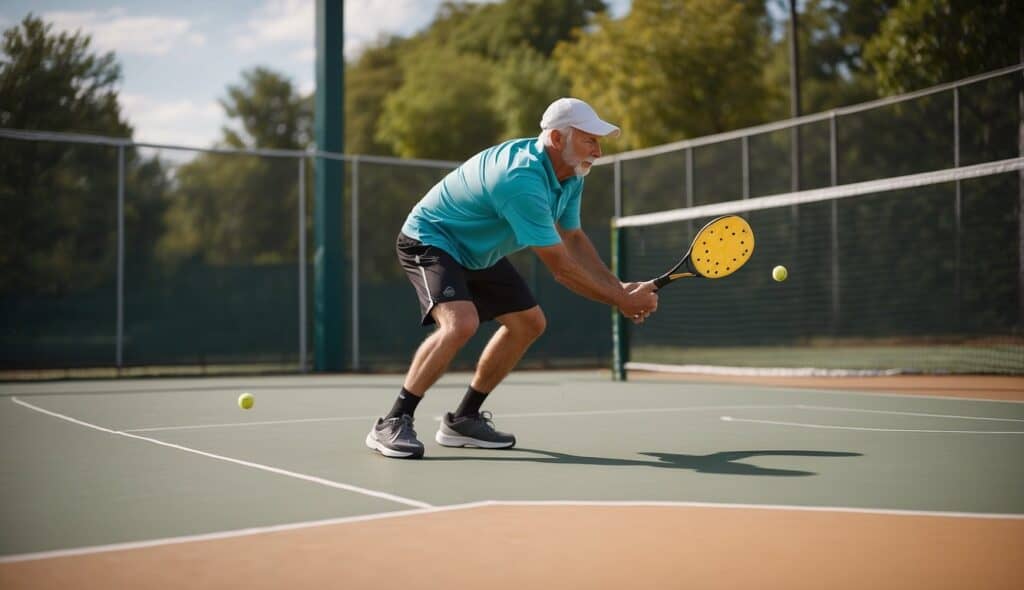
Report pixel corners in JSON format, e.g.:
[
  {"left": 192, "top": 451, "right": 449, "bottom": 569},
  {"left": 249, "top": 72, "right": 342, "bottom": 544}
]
[{"left": 396, "top": 233, "right": 537, "bottom": 326}]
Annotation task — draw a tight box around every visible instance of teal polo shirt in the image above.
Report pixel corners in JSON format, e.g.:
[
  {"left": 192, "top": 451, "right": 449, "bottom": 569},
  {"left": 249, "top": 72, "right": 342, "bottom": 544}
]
[{"left": 401, "top": 137, "right": 584, "bottom": 270}]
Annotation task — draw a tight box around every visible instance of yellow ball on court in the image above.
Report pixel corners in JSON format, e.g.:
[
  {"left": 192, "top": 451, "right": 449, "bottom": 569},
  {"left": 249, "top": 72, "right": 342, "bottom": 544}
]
[
  {"left": 238, "top": 392, "right": 254, "bottom": 410},
  {"left": 772, "top": 265, "right": 788, "bottom": 282}
]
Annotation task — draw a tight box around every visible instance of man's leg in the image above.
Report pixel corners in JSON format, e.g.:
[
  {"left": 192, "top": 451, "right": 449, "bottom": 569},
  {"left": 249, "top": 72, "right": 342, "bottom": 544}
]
[
  {"left": 470, "top": 305, "right": 546, "bottom": 394},
  {"left": 436, "top": 306, "right": 545, "bottom": 449},
  {"left": 367, "top": 301, "right": 479, "bottom": 459},
  {"left": 370, "top": 235, "right": 482, "bottom": 459},
  {"left": 403, "top": 301, "right": 480, "bottom": 395}
]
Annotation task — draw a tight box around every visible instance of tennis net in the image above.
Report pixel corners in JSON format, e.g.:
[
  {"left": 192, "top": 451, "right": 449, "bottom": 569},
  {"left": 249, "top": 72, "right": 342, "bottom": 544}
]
[{"left": 611, "top": 157, "right": 1024, "bottom": 376}]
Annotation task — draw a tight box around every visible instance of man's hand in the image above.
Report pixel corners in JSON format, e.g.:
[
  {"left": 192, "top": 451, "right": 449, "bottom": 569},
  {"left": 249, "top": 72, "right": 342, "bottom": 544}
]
[{"left": 619, "top": 281, "right": 658, "bottom": 324}]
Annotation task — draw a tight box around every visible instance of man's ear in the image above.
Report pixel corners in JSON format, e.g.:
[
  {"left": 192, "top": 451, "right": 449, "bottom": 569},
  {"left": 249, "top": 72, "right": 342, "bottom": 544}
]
[{"left": 550, "top": 129, "right": 565, "bottom": 150}]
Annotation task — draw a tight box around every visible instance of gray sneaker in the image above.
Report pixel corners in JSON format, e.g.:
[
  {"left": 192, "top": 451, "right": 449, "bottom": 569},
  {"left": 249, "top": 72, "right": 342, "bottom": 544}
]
[
  {"left": 365, "top": 415, "right": 424, "bottom": 459},
  {"left": 435, "top": 411, "right": 516, "bottom": 449}
]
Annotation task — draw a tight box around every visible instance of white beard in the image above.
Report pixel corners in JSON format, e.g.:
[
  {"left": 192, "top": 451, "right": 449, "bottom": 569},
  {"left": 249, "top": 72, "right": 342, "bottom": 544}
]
[{"left": 561, "top": 142, "right": 594, "bottom": 177}]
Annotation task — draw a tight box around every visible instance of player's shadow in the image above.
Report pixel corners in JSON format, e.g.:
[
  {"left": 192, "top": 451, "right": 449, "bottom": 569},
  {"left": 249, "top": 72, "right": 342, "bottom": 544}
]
[{"left": 425, "top": 448, "right": 862, "bottom": 477}]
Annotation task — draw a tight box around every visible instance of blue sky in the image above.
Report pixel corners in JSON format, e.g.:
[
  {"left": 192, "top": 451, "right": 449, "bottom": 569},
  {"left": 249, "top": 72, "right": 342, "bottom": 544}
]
[{"left": 1, "top": 0, "right": 632, "bottom": 148}]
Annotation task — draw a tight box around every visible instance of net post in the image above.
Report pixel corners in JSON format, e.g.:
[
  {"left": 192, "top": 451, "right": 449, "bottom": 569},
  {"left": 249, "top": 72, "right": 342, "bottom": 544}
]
[
  {"left": 953, "top": 86, "right": 962, "bottom": 332},
  {"left": 1018, "top": 49, "right": 1024, "bottom": 334},
  {"left": 611, "top": 219, "right": 627, "bottom": 381},
  {"left": 741, "top": 135, "right": 750, "bottom": 199},
  {"left": 685, "top": 146, "right": 694, "bottom": 235},
  {"left": 829, "top": 112, "right": 840, "bottom": 335}
]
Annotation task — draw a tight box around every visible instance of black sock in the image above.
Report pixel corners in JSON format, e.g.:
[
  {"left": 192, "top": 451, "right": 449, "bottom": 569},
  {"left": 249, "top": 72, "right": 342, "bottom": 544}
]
[
  {"left": 385, "top": 387, "right": 422, "bottom": 419},
  {"left": 454, "top": 385, "right": 489, "bottom": 418}
]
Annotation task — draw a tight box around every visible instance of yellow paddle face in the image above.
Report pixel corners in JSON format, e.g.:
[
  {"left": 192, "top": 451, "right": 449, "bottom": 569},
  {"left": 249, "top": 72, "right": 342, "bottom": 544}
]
[{"left": 688, "top": 215, "right": 754, "bottom": 279}]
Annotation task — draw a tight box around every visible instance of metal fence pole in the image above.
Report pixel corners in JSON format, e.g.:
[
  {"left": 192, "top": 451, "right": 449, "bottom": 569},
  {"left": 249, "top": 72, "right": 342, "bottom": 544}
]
[
  {"left": 611, "top": 157, "right": 625, "bottom": 381},
  {"left": 1019, "top": 50, "right": 1024, "bottom": 333},
  {"left": 351, "top": 156, "right": 360, "bottom": 370},
  {"left": 741, "top": 135, "right": 750, "bottom": 199},
  {"left": 953, "top": 86, "right": 962, "bottom": 331},
  {"left": 829, "top": 113, "right": 840, "bottom": 336},
  {"left": 614, "top": 157, "right": 622, "bottom": 218},
  {"left": 116, "top": 145, "right": 125, "bottom": 368},
  {"left": 685, "top": 147, "right": 694, "bottom": 235},
  {"left": 298, "top": 156, "right": 308, "bottom": 372}
]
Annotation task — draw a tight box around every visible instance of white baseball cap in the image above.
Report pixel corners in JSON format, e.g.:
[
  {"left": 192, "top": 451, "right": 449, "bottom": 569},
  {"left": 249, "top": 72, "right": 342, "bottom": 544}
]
[{"left": 540, "top": 97, "right": 621, "bottom": 138}]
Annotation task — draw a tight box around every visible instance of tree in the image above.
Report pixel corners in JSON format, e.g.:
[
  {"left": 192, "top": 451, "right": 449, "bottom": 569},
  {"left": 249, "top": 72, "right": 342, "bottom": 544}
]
[
  {"left": 0, "top": 15, "right": 168, "bottom": 294},
  {"left": 553, "top": 0, "right": 774, "bottom": 150},
  {"left": 376, "top": 46, "right": 502, "bottom": 160},
  {"left": 158, "top": 67, "right": 309, "bottom": 266},
  {"left": 864, "top": 0, "right": 1024, "bottom": 94},
  {"left": 357, "top": 0, "right": 607, "bottom": 160},
  {"left": 761, "top": 0, "right": 896, "bottom": 120},
  {"left": 422, "top": 0, "right": 608, "bottom": 60},
  {"left": 345, "top": 36, "right": 406, "bottom": 156},
  {"left": 491, "top": 46, "right": 572, "bottom": 139},
  {"left": 219, "top": 66, "right": 311, "bottom": 150}
]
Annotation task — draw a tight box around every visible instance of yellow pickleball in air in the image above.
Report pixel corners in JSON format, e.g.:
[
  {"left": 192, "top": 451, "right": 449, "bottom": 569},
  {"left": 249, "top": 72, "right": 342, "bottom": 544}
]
[
  {"left": 238, "top": 392, "right": 255, "bottom": 410},
  {"left": 772, "top": 265, "right": 788, "bottom": 282}
]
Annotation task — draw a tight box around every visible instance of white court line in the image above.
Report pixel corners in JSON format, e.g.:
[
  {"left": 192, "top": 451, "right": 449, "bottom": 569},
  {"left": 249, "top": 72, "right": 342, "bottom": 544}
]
[
  {"left": 125, "top": 405, "right": 785, "bottom": 431},
  {"left": 0, "top": 502, "right": 493, "bottom": 564},
  {"left": 796, "top": 404, "right": 1024, "bottom": 422},
  {"left": 2, "top": 498, "right": 1021, "bottom": 564},
  {"left": 9, "top": 397, "right": 431, "bottom": 509},
  {"left": 125, "top": 415, "right": 381, "bottom": 433},
  {"left": 721, "top": 415, "right": 1024, "bottom": 434},
  {"left": 432, "top": 404, "right": 790, "bottom": 421}
]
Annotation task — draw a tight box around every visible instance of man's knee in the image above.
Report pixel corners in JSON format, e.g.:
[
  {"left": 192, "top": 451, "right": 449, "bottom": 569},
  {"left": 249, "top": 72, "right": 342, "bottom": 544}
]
[
  {"left": 434, "top": 303, "right": 480, "bottom": 345},
  {"left": 506, "top": 306, "right": 546, "bottom": 341}
]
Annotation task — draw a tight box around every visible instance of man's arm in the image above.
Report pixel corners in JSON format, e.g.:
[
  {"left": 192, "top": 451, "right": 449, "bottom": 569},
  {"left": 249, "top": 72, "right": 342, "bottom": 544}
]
[
  {"left": 533, "top": 241, "right": 625, "bottom": 307},
  {"left": 557, "top": 226, "right": 623, "bottom": 290},
  {"left": 532, "top": 230, "right": 657, "bottom": 321}
]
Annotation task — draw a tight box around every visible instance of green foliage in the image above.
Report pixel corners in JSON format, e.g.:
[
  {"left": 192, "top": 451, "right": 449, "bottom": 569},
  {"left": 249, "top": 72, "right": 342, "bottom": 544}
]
[
  {"left": 376, "top": 46, "right": 502, "bottom": 160},
  {"left": 553, "top": 0, "right": 774, "bottom": 150},
  {"left": 762, "top": 0, "right": 893, "bottom": 119},
  {"left": 219, "top": 66, "right": 311, "bottom": 150},
  {"left": 345, "top": 37, "right": 405, "bottom": 155},
  {"left": 358, "top": 0, "right": 606, "bottom": 160},
  {"left": 491, "top": 46, "right": 571, "bottom": 139},
  {"left": 0, "top": 15, "right": 126, "bottom": 133},
  {"left": 422, "top": 0, "right": 608, "bottom": 60},
  {"left": 0, "top": 15, "right": 169, "bottom": 295},
  {"left": 864, "top": 0, "right": 1024, "bottom": 94},
  {"left": 159, "top": 68, "right": 307, "bottom": 266}
]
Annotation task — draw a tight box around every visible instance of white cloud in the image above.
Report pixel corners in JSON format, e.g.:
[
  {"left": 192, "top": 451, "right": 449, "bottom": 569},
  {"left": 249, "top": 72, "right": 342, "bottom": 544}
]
[
  {"left": 235, "top": 0, "right": 313, "bottom": 51},
  {"left": 235, "top": 0, "right": 480, "bottom": 60},
  {"left": 121, "top": 93, "right": 223, "bottom": 147},
  {"left": 291, "top": 46, "right": 315, "bottom": 63},
  {"left": 344, "top": 0, "right": 438, "bottom": 42},
  {"left": 44, "top": 9, "right": 205, "bottom": 56}
]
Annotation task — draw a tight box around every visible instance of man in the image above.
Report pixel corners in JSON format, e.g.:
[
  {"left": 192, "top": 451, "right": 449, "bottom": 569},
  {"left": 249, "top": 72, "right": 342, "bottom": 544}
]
[{"left": 365, "top": 98, "right": 658, "bottom": 459}]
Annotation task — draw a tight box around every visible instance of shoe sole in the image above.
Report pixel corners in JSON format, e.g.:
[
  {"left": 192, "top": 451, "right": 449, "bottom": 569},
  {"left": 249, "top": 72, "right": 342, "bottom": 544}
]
[
  {"left": 435, "top": 429, "right": 516, "bottom": 449},
  {"left": 365, "top": 433, "right": 424, "bottom": 459}
]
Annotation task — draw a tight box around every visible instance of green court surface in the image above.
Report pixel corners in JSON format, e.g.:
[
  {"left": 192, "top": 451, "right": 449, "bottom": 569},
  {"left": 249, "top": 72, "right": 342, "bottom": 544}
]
[{"left": 2, "top": 370, "right": 1023, "bottom": 558}]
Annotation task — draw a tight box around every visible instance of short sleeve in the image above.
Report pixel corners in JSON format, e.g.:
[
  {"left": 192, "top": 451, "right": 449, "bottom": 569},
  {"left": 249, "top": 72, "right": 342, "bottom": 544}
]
[{"left": 498, "top": 192, "right": 562, "bottom": 247}]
